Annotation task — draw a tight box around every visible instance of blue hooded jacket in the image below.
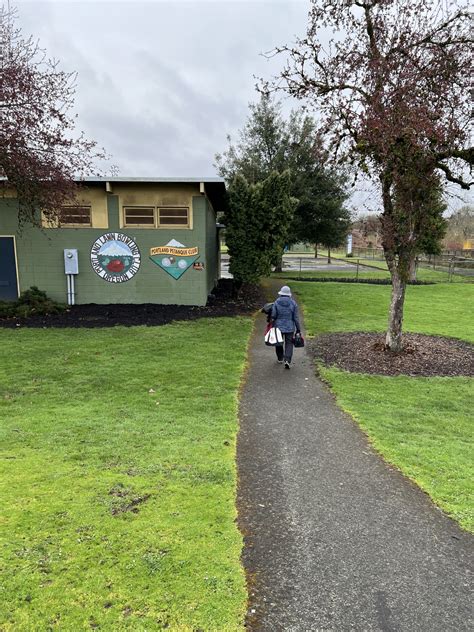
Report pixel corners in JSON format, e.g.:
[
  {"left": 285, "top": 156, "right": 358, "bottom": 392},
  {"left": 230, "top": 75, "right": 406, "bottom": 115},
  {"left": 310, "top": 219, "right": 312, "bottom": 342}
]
[{"left": 271, "top": 296, "right": 301, "bottom": 334}]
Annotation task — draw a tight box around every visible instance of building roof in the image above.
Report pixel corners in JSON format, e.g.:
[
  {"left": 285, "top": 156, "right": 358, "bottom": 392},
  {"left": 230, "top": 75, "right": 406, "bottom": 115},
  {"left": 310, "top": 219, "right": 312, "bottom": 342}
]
[
  {"left": 79, "top": 177, "right": 226, "bottom": 211},
  {"left": 0, "top": 176, "right": 227, "bottom": 212},
  {"left": 80, "top": 177, "right": 224, "bottom": 184}
]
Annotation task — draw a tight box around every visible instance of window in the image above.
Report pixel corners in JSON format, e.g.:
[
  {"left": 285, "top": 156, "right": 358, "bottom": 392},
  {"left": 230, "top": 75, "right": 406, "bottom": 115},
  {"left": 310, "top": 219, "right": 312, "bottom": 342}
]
[
  {"left": 158, "top": 207, "right": 189, "bottom": 228},
  {"left": 124, "top": 206, "right": 155, "bottom": 227},
  {"left": 122, "top": 206, "right": 191, "bottom": 228},
  {"left": 59, "top": 206, "right": 92, "bottom": 226}
]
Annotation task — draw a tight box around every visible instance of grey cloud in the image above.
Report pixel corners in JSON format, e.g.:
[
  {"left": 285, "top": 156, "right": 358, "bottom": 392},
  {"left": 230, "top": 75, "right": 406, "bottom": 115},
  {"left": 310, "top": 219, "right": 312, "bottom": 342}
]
[{"left": 14, "top": 1, "right": 309, "bottom": 177}]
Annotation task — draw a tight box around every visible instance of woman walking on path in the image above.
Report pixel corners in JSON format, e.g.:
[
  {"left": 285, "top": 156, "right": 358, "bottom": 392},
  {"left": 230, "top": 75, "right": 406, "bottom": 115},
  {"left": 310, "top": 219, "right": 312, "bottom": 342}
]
[{"left": 271, "top": 285, "right": 301, "bottom": 370}]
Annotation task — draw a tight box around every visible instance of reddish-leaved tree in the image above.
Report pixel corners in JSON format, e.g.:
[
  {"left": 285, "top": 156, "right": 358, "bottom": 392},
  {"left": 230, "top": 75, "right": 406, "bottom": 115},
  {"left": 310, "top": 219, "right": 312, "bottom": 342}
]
[
  {"left": 0, "top": 5, "right": 110, "bottom": 227},
  {"left": 265, "top": 0, "right": 473, "bottom": 350}
]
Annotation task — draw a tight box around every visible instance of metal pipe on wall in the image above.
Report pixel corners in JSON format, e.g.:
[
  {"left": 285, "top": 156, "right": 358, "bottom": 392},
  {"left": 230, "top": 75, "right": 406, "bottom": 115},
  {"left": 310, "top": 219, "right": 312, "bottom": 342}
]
[{"left": 66, "top": 274, "right": 71, "bottom": 305}]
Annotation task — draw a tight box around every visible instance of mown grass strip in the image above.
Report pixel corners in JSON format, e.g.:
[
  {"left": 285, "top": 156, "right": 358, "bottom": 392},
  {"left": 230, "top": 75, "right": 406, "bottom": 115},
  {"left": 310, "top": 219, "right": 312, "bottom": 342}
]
[
  {"left": 327, "top": 253, "right": 471, "bottom": 283},
  {"left": 0, "top": 318, "right": 252, "bottom": 630},
  {"left": 291, "top": 280, "right": 473, "bottom": 531},
  {"left": 319, "top": 368, "right": 473, "bottom": 531},
  {"left": 291, "top": 281, "right": 474, "bottom": 341},
  {"left": 273, "top": 268, "right": 391, "bottom": 280},
  {"left": 274, "top": 262, "right": 467, "bottom": 283}
]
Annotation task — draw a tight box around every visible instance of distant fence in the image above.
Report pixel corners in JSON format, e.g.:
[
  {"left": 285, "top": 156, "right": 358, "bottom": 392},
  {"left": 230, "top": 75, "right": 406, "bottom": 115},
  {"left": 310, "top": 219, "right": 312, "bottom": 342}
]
[
  {"left": 338, "top": 246, "right": 474, "bottom": 261},
  {"left": 417, "top": 255, "right": 474, "bottom": 279},
  {"left": 277, "top": 250, "right": 473, "bottom": 282}
]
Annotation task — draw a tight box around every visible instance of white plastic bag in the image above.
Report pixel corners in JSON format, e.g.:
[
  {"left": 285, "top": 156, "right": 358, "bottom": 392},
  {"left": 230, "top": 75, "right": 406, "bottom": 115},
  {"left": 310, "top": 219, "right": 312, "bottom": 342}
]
[{"left": 265, "top": 326, "right": 283, "bottom": 346}]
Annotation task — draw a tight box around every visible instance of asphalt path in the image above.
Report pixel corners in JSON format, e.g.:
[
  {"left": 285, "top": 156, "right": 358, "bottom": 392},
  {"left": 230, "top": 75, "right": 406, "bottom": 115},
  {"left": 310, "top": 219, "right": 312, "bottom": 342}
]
[
  {"left": 220, "top": 255, "right": 368, "bottom": 279},
  {"left": 237, "top": 279, "right": 473, "bottom": 631}
]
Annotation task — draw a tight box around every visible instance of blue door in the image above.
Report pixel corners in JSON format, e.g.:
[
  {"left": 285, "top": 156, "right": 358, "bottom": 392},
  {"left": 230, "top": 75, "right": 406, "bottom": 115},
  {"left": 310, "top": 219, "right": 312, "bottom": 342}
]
[{"left": 0, "top": 237, "right": 19, "bottom": 300}]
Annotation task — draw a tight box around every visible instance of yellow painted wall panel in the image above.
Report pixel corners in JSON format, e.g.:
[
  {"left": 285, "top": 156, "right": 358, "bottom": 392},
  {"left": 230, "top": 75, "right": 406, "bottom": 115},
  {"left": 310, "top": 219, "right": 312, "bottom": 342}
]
[
  {"left": 114, "top": 183, "right": 199, "bottom": 228},
  {"left": 40, "top": 186, "right": 109, "bottom": 228}
]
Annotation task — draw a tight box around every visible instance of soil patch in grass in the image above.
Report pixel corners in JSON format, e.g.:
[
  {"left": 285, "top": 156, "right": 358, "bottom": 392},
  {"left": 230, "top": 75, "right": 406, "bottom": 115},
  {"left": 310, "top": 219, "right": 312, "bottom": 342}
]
[
  {"left": 311, "top": 332, "right": 474, "bottom": 377},
  {"left": 107, "top": 483, "right": 151, "bottom": 515},
  {"left": 0, "top": 279, "right": 263, "bottom": 328}
]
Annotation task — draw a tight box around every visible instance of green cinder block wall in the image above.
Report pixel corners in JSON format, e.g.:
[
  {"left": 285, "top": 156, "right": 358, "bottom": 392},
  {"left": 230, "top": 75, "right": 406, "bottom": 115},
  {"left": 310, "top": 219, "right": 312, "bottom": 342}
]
[
  {"left": 205, "top": 197, "right": 219, "bottom": 293},
  {"left": 0, "top": 193, "right": 219, "bottom": 306}
]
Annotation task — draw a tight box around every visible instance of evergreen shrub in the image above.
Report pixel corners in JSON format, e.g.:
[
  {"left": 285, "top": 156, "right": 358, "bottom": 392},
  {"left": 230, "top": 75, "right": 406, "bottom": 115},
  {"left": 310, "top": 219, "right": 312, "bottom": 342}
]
[{"left": 0, "top": 287, "right": 66, "bottom": 318}]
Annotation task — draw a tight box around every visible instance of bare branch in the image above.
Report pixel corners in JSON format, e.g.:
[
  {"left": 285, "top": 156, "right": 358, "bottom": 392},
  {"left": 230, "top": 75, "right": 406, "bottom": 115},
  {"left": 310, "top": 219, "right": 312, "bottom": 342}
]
[{"left": 436, "top": 162, "right": 472, "bottom": 189}]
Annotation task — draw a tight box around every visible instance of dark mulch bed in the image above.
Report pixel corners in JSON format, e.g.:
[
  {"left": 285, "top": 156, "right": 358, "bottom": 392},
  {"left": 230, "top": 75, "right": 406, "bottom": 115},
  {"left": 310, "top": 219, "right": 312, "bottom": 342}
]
[
  {"left": 0, "top": 279, "right": 265, "bottom": 329},
  {"left": 285, "top": 277, "right": 434, "bottom": 285},
  {"left": 310, "top": 332, "right": 474, "bottom": 377}
]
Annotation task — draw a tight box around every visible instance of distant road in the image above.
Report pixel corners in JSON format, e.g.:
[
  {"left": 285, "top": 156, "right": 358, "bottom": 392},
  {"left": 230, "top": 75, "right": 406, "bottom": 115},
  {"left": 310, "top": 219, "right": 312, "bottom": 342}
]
[{"left": 220, "top": 254, "right": 375, "bottom": 279}]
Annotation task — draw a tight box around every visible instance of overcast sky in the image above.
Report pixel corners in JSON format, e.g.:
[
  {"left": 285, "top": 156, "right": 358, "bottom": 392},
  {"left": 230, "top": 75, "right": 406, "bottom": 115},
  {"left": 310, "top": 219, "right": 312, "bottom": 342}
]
[
  {"left": 15, "top": 2, "right": 309, "bottom": 172},
  {"left": 14, "top": 0, "right": 472, "bottom": 213}
]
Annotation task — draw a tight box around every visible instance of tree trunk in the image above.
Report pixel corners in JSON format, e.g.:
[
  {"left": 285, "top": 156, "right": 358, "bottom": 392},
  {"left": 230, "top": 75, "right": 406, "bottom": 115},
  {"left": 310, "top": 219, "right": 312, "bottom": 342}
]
[
  {"left": 385, "top": 264, "right": 407, "bottom": 352},
  {"left": 274, "top": 255, "right": 283, "bottom": 273},
  {"left": 314, "top": 244, "right": 318, "bottom": 258},
  {"left": 409, "top": 257, "right": 417, "bottom": 282},
  {"left": 327, "top": 247, "right": 331, "bottom": 264},
  {"left": 380, "top": 171, "right": 408, "bottom": 353}
]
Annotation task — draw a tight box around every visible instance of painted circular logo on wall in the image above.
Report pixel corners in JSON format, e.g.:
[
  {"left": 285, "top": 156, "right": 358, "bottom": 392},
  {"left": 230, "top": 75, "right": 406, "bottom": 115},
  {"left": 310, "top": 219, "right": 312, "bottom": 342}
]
[{"left": 90, "top": 233, "right": 141, "bottom": 283}]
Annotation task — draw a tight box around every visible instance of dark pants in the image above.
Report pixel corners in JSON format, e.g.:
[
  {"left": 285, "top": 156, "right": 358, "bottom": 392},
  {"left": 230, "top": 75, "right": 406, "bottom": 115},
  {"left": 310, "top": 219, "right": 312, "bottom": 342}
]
[{"left": 275, "top": 332, "right": 294, "bottom": 363}]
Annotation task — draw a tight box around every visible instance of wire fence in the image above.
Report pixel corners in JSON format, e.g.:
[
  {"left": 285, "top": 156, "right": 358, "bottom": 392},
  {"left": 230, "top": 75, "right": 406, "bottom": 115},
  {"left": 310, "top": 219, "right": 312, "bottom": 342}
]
[
  {"left": 278, "top": 252, "right": 474, "bottom": 283},
  {"left": 336, "top": 246, "right": 474, "bottom": 261},
  {"left": 417, "top": 256, "right": 474, "bottom": 282},
  {"left": 221, "top": 250, "right": 474, "bottom": 282}
]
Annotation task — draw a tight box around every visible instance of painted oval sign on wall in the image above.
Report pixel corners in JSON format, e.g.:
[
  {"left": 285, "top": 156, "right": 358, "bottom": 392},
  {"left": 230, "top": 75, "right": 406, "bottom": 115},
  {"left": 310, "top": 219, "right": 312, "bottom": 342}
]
[{"left": 90, "top": 233, "right": 141, "bottom": 283}]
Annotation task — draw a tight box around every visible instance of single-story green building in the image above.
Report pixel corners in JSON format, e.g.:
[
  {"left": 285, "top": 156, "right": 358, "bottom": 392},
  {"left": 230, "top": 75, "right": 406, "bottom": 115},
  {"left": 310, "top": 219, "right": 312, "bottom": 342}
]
[{"left": 0, "top": 177, "right": 226, "bottom": 306}]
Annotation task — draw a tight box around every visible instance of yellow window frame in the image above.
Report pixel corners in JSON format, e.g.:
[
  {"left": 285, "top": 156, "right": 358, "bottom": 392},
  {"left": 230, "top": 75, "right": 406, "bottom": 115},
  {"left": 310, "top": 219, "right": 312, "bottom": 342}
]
[{"left": 123, "top": 206, "right": 156, "bottom": 228}]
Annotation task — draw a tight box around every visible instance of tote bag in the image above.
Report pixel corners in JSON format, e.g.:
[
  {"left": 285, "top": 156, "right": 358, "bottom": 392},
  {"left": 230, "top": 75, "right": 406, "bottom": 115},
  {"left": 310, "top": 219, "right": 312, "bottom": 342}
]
[{"left": 265, "top": 326, "right": 284, "bottom": 346}]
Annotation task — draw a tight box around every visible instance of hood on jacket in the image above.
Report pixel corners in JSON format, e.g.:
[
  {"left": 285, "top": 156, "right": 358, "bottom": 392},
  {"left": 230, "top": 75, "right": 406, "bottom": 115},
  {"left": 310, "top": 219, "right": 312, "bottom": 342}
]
[{"left": 276, "top": 296, "right": 293, "bottom": 307}]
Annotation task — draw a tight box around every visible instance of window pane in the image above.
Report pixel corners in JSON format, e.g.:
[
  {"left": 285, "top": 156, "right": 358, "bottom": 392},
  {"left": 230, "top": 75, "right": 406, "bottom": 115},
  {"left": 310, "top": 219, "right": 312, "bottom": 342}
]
[
  {"left": 124, "top": 207, "right": 155, "bottom": 225},
  {"left": 60, "top": 206, "right": 91, "bottom": 225},
  {"left": 158, "top": 208, "right": 189, "bottom": 226},
  {"left": 159, "top": 208, "right": 188, "bottom": 218},
  {"left": 159, "top": 216, "right": 188, "bottom": 225}
]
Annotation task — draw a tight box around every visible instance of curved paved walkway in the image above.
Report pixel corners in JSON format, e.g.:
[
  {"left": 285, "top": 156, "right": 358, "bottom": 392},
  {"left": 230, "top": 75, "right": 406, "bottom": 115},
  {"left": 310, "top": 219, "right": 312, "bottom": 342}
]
[{"left": 237, "top": 280, "right": 473, "bottom": 631}]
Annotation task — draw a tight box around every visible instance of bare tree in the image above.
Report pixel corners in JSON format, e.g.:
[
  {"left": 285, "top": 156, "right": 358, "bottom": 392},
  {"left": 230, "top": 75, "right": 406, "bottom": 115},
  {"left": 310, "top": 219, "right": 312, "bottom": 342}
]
[
  {"left": 0, "top": 4, "right": 110, "bottom": 227},
  {"left": 265, "top": 0, "right": 473, "bottom": 350}
]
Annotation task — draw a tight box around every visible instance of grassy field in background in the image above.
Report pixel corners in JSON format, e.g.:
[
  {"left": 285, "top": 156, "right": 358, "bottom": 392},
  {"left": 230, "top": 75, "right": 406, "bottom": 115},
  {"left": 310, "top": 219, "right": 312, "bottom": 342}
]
[
  {"left": 0, "top": 318, "right": 252, "bottom": 630},
  {"left": 290, "top": 281, "right": 474, "bottom": 341},
  {"left": 274, "top": 268, "right": 391, "bottom": 280},
  {"left": 291, "top": 280, "right": 474, "bottom": 531},
  {"left": 325, "top": 253, "right": 471, "bottom": 283},
  {"left": 274, "top": 261, "right": 469, "bottom": 283}
]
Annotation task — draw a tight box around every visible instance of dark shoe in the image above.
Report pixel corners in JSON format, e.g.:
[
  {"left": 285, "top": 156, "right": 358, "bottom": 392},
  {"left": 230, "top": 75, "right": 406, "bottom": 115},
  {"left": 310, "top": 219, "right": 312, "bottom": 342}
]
[{"left": 284, "top": 361, "right": 290, "bottom": 370}]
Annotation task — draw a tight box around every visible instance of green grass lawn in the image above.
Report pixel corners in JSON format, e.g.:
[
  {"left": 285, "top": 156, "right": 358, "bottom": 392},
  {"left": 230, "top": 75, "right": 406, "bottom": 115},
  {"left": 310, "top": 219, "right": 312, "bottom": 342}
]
[
  {"left": 327, "top": 253, "right": 471, "bottom": 283},
  {"left": 274, "top": 261, "right": 467, "bottom": 283},
  {"left": 292, "top": 281, "right": 474, "bottom": 341},
  {"left": 292, "top": 280, "right": 474, "bottom": 531},
  {"left": 274, "top": 268, "right": 391, "bottom": 280},
  {"left": 0, "top": 318, "right": 252, "bottom": 631}
]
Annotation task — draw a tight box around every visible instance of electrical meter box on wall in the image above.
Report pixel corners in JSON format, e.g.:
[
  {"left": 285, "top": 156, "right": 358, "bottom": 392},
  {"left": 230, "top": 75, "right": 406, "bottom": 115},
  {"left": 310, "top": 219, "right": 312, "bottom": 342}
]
[{"left": 64, "top": 249, "right": 79, "bottom": 275}]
